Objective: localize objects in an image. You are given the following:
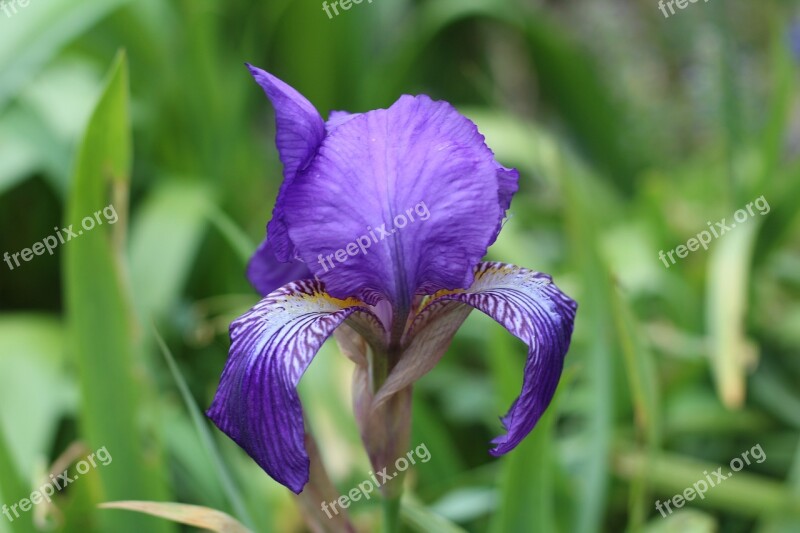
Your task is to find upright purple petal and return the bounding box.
[247,238,311,296]
[379,262,576,453]
[326,110,360,131]
[247,65,325,262]
[489,165,519,246]
[248,65,324,183]
[282,95,513,309]
[207,280,381,493]
[496,166,519,214]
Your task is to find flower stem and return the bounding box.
[369,346,390,393]
[362,347,408,533]
[382,494,402,533]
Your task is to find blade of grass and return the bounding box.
[152,326,256,530]
[612,288,661,446]
[754,13,796,197]
[612,288,662,530]
[710,0,743,206]
[401,493,468,533]
[757,438,800,532]
[206,205,256,267]
[614,445,800,518]
[563,157,616,533]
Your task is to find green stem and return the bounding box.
[368,347,405,533]
[382,494,402,533]
[370,346,389,393]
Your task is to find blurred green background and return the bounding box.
[1,0,799,531]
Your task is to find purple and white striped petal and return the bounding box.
[207,280,381,493]
[377,262,576,453]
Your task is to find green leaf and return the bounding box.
[0,315,74,477]
[99,501,252,533]
[63,51,172,533]
[642,509,717,533]
[401,494,468,533]
[615,445,800,518]
[0,0,129,111]
[757,439,800,532]
[612,289,661,445]
[563,160,617,533]
[0,422,37,533]
[706,221,759,408]
[611,288,662,529]
[129,180,211,321]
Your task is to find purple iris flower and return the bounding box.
[207,65,578,494]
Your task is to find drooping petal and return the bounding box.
[247,65,326,262]
[378,262,576,453]
[282,94,514,309]
[206,280,382,493]
[246,238,310,296]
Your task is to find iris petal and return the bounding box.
[246,238,310,296]
[496,165,519,213]
[282,94,511,309]
[206,280,380,493]
[326,110,359,131]
[247,65,326,262]
[375,262,576,453]
[490,166,519,246]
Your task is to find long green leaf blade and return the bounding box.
[63,51,171,533]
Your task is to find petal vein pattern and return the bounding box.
[207,280,378,493]
[419,262,577,454]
